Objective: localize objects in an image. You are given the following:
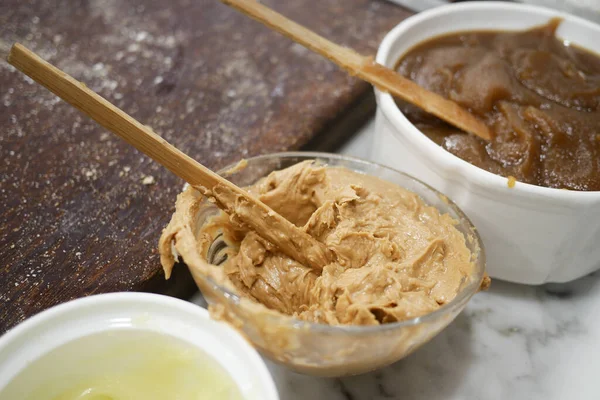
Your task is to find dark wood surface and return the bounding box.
[0,0,411,333]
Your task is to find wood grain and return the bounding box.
[0,0,411,333]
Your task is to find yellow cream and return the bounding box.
[1,330,243,400]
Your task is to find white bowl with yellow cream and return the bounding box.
[0,293,279,400]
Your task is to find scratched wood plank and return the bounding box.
[0,0,411,333]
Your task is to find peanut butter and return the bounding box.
[160,161,477,326]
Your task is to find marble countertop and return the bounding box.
[194,121,600,400]
[257,275,600,400]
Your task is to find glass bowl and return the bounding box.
[163,152,485,377]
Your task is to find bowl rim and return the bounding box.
[200,151,486,334]
[375,1,600,197]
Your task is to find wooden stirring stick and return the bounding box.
[220,0,492,141]
[7,43,332,271]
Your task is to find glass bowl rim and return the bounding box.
[198,151,486,335]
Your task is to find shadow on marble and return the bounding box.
[483,271,599,302]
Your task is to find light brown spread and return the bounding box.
[161,161,476,326]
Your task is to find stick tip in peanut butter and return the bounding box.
[160,161,482,326]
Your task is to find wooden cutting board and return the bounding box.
[0,0,411,333]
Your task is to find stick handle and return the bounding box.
[220,0,492,140]
[222,0,367,68]
[7,43,332,270]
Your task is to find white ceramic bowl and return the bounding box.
[0,293,279,400]
[372,1,600,284]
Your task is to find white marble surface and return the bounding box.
[193,120,600,400]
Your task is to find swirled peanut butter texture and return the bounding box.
[160,161,477,325]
